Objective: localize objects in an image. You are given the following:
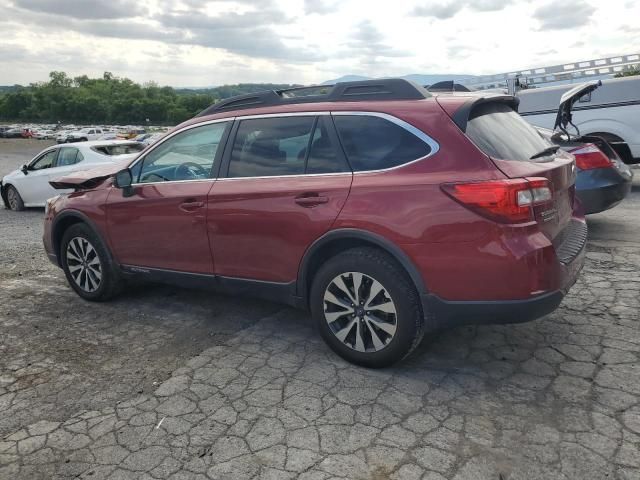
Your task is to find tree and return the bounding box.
[0,71,297,124]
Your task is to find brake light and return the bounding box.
[441,178,553,223]
[570,144,612,170]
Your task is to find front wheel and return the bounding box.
[60,223,122,301]
[6,185,25,211]
[310,247,425,368]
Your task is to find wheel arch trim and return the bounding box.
[296,228,427,302]
[51,210,112,267]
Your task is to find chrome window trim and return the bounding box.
[222,111,439,179]
[129,117,234,186]
[127,110,440,185]
[216,172,352,182]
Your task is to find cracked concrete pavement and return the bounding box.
[1,139,639,479]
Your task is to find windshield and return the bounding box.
[466,102,554,161]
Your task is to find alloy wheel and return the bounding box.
[7,188,19,210]
[323,271,397,352]
[66,237,102,293]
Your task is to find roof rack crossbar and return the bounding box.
[196,78,431,117]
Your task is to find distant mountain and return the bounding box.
[322,74,478,86]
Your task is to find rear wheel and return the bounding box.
[61,223,122,301]
[310,247,424,368]
[6,185,25,211]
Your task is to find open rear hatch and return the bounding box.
[439,95,578,248]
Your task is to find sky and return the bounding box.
[1,0,639,87]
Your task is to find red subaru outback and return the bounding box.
[43,79,586,367]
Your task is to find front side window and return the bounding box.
[30,150,57,170]
[135,122,228,183]
[57,148,80,166]
[333,115,432,171]
[229,117,315,178]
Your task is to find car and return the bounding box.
[42,79,586,368]
[55,130,74,143]
[2,127,25,138]
[33,129,55,140]
[66,127,107,143]
[1,140,145,211]
[141,132,165,146]
[519,75,640,164]
[534,81,634,214]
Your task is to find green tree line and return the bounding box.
[0,71,296,125]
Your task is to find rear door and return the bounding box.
[464,101,576,243]
[208,115,352,282]
[106,121,231,274]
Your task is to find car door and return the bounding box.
[106,120,231,274]
[14,148,59,205]
[208,115,353,283]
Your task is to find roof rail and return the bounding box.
[196,78,431,117]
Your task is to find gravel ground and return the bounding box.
[0,138,639,480]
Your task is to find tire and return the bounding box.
[6,185,25,211]
[60,223,122,301]
[310,247,425,368]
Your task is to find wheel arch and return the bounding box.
[51,211,108,267]
[297,229,427,307]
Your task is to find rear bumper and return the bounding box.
[577,179,632,214]
[419,220,587,331]
[422,290,564,330]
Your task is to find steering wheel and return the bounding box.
[175,162,207,180]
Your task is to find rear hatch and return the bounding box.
[444,97,577,246]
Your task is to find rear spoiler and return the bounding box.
[449,95,520,132]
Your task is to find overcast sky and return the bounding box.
[1,0,638,87]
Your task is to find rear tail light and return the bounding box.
[441,177,553,223]
[570,144,612,170]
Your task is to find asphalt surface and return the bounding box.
[1,138,639,480]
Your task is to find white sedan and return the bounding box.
[1,140,145,210]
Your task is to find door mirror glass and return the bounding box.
[114,169,134,197]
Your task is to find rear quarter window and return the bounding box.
[333,115,432,171]
[465,103,553,161]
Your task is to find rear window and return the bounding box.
[333,115,431,171]
[466,103,553,161]
[91,143,145,156]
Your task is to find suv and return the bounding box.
[43,79,586,367]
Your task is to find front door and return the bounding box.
[208,115,353,282]
[15,148,59,206]
[106,121,231,274]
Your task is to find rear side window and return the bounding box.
[333,115,431,171]
[229,117,314,177]
[57,148,80,166]
[307,117,349,174]
[466,103,553,161]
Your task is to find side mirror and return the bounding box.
[21,164,29,175]
[113,169,134,197]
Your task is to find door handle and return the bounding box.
[179,200,204,212]
[295,195,329,207]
